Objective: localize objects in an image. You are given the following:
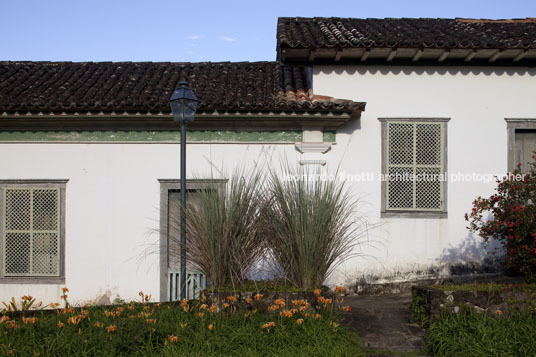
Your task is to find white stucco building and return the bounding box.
[1,17,536,303]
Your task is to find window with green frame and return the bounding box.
[382,119,447,213]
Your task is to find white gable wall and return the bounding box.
[314,65,536,286]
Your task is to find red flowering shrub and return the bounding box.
[465,155,536,279]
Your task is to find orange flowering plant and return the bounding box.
[0,289,360,355]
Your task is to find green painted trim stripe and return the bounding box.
[323,131,336,142]
[0,131,303,143]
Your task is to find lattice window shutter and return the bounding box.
[3,188,60,276]
[386,122,444,211]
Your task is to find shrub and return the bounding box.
[263,165,369,290]
[176,167,266,288]
[465,155,536,279]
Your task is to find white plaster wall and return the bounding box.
[0,142,295,304]
[315,65,536,285]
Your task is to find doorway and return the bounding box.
[158,179,226,301]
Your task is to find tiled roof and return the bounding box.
[277,17,536,50]
[0,61,363,113]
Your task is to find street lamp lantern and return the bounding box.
[169,80,198,301]
[170,81,198,123]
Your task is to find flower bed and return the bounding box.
[0,289,359,356]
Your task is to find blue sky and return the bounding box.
[1,0,535,62]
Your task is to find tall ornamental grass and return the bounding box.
[264,166,368,290]
[178,167,266,288]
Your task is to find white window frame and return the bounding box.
[0,180,67,284]
[379,118,449,218]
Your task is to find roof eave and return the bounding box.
[0,107,365,131]
[280,46,536,66]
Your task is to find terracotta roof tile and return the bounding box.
[277,17,536,50]
[0,61,364,114]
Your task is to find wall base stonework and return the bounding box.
[412,276,532,322]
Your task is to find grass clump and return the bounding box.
[425,311,536,356]
[264,165,369,291]
[178,166,266,288]
[170,162,373,292]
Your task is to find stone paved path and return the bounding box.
[342,292,425,355]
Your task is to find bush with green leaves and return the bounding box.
[465,154,536,278]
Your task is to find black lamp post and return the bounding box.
[169,81,198,300]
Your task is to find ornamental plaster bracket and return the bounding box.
[295,126,332,166]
